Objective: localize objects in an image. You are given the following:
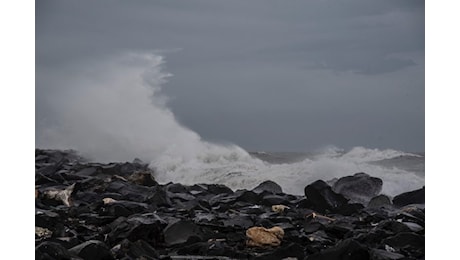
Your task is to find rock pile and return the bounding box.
[35,149,425,259]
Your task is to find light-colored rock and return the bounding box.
[246,226,284,247]
[43,183,75,207]
[102,198,118,204]
[35,227,52,238]
[272,204,290,213]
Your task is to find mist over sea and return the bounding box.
[36,53,424,197]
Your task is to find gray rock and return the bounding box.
[253,180,283,194]
[332,172,383,204]
[368,194,392,208]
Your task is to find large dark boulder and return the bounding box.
[253,180,283,194]
[332,173,383,204]
[368,194,392,208]
[304,180,349,213]
[392,187,425,207]
[234,190,262,204]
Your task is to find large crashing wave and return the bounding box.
[36,52,424,197]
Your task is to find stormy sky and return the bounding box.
[36,0,424,153]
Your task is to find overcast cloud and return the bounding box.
[36,0,424,152]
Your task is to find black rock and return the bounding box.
[306,238,370,260]
[222,214,254,229]
[105,180,154,203]
[209,193,237,207]
[127,239,160,259]
[165,182,188,193]
[332,173,383,204]
[207,240,247,258]
[382,232,424,249]
[302,221,323,233]
[377,220,412,234]
[148,187,171,207]
[36,241,74,260]
[75,167,98,177]
[206,183,234,195]
[304,180,349,213]
[69,240,113,260]
[106,214,167,246]
[101,200,149,217]
[335,203,364,216]
[163,220,205,246]
[35,208,60,229]
[261,194,290,206]
[368,195,392,208]
[393,187,425,207]
[253,180,283,194]
[234,190,261,204]
[305,230,334,245]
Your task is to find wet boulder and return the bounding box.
[332,173,383,204]
[234,190,262,204]
[368,194,392,208]
[253,180,283,194]
[392,187,425,207]
[304,180,348,213]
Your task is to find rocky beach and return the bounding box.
[35,149,425,260]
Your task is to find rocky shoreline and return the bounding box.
[35,149,425,260]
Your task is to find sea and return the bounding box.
[152,146,424,198]
[36,52,424,198]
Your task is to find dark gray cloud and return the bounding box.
[36,0,424,152]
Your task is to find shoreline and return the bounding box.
[36,149,425,259]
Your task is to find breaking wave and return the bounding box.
[36,52,424,197]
